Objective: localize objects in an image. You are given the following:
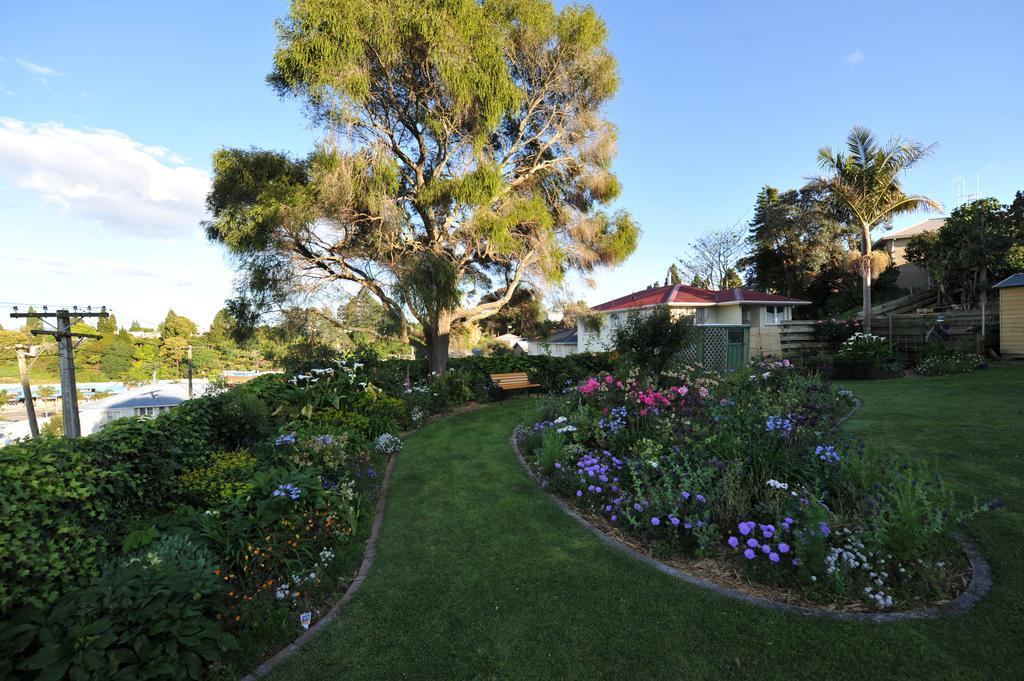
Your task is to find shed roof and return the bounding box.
[993,273,1024,289]
[591,284,809,312]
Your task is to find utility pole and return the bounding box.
[14,345,40,438]
[186,344,193,399]
[10,307,107,439]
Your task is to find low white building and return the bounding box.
[79,380,211,435]
[527,327,578,357]
[578,283,811,355]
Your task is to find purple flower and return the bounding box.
[684,522,692,529]
[727,536,739,548]
[762,528,774,539]
[595,486,603,493]
[769,552,780,563]
[696,494,707,504]
[576,490,583,497]
[761,544,772,554]
[554,462,561,469]
[819,522,831,536]
[778,542,790,554]
[681,491,691,500]
[791,558,801,567]
[651,517,661,526]
[743,548,756,560]
[738,522,754,536]
[610,514,617,522]
[746,538,758,548]
[587,485,595,492]
[633,503,643,512]
[670,516,681,527]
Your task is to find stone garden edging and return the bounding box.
[241,449,400,680]
[510,425,992,623]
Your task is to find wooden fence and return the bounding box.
[779,311,1000,357]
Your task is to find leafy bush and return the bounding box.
[814,318,863,351]
[916,347,984,376]
[0,436,122,612]
[1,535,233,681]
[612,306,695,379]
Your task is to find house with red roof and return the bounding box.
[578,283,810,353]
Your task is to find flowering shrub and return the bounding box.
[837,333,890,364]
[916,347,984,376]
[525,363,984,610]
[375,433,403,456]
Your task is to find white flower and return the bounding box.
[553,416,568,424]
[556,425,577,434]
[766,478,789,490]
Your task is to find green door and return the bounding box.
[725,327,748,372]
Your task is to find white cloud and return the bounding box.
[15,57,60,77]
[0,85,13,97]
[0,118,210,237]
[846,50,865,66]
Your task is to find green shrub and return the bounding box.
[1,536,233,681]
[0,437,122,612]
[612,307,695,380]
[179,450,258,506]
[208,390,273,450]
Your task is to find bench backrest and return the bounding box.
[490,372,533,387]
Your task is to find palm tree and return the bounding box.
[817,127,941,332]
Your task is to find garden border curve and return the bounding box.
[510,425,992,623]
[240,450,400,680]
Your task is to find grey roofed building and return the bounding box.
[79,380,210,435]
[873,217,947,292]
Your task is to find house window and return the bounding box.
[134,406,171,418]
[764,306,788,325]
[610,312,625,330]
[693,308,707,325]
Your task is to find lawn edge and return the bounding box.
[240,449,400,680]
[509,425,992,623]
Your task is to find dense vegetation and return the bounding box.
[0,352,606,679]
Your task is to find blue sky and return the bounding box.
[2,0,1022,329]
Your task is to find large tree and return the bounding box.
[739,184,854,300]
[205,0,638,373]
[816,127,940,332]
[676,225,747,290]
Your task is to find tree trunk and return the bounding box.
[861,224,872,334]
[424,311,452,375]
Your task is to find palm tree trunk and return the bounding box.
[861,223,872,334]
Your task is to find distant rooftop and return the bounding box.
[876,218,946,242]
[591,284,809,312]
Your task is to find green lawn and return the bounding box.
[268,366,1024,681]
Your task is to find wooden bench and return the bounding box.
[489,372,540,397]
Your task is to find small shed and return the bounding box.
[994,273,1024,358]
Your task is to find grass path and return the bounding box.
[269,367,1024,680]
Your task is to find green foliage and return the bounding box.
[612,307,695,379]
[160,309,198,339]
[1,536,233,681]
[179,450,258,506]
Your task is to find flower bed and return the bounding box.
[519,359,994,612]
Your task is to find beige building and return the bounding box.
[874,218,945,292]
[994,273,1024,359]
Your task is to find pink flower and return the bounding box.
[698,387,709,399]
[604,374,614,384]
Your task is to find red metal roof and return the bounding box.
[591,284,809,312]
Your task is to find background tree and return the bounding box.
[22,307,42,332]
[665,263,683,285]
[816,127,940,331]
[159,310,198,339]
[205,0,638,373]
[100,331,135,379]
[677,225,747,290]
[906,196,1023,307]
[478,286,544,337]
[97,314,118,334]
